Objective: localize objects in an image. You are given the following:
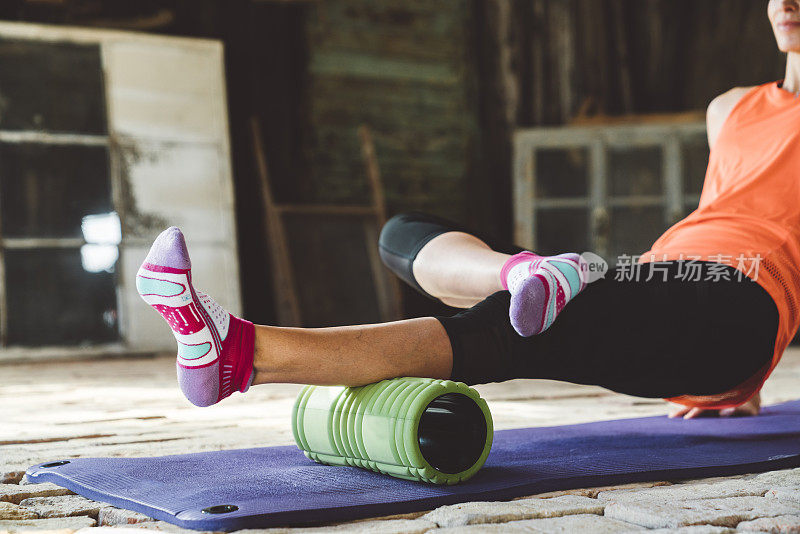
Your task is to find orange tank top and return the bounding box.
[639,80,800,409]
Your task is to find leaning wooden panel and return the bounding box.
[103,40,226,143]
[0,21,240,360]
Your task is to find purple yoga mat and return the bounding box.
[26,400,800,531]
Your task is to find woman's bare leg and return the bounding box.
[252,318,452,386]
[249,229,509,386]
[139,227,456,405]
[412,232,511,308]
[384,213,588,337]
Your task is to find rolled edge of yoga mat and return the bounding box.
[291,377,493,485]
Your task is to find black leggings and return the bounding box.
[379,212,779,398]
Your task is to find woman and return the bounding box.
[136,0,800,419]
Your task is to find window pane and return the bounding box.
[608,207,667,266]
[682,134,709,196]
[5,248,118,346]
[0,143,112,238]
[535,208,589,256]
[609,147,662,197]
[0,38,106,134]
[535,148,589,198]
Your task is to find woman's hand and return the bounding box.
[668,392,761,419]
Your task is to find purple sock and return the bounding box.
[136,227,255,407]
[501,252,587,336]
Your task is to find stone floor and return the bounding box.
[2,349,799,533]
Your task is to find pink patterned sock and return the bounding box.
[136,227,255,407]
[500,251,544,292]
[501,251,587,337]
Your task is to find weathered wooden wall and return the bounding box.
[485,0,786,127]
[302,1,480,224]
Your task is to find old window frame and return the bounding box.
[0,129,119,351]
[0,22,241,362]
[512,122,707,261]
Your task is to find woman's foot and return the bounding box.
[136,227,255,406]
[501,251,587,336]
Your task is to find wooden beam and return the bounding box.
[611,0,634,114]
[359,125,403,321]
[250,117,302,327]
[276,204,377,217]
[570,110,706,126]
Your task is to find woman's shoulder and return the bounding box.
[706,86,757,149]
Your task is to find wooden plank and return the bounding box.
[306,1,465,61]
[103,40,226,143]
[276,205,376,217]
[570,111,706,126]
[309,51,460,85]
[359,126,387,222]
[251,118,303,327]
[359,125,402,321]
[305,1,475,223]
[515,122,706,148]
[535,198,590,209]
[1,239,84,249]
[551,0,576,122]
[0,131,108,146]
[512,135,535,249]
[0,20,223,50]
[606,196,665,208]
[611,0,634,114]
[588,139,608,259]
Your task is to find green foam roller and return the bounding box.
[291,377,493,484]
